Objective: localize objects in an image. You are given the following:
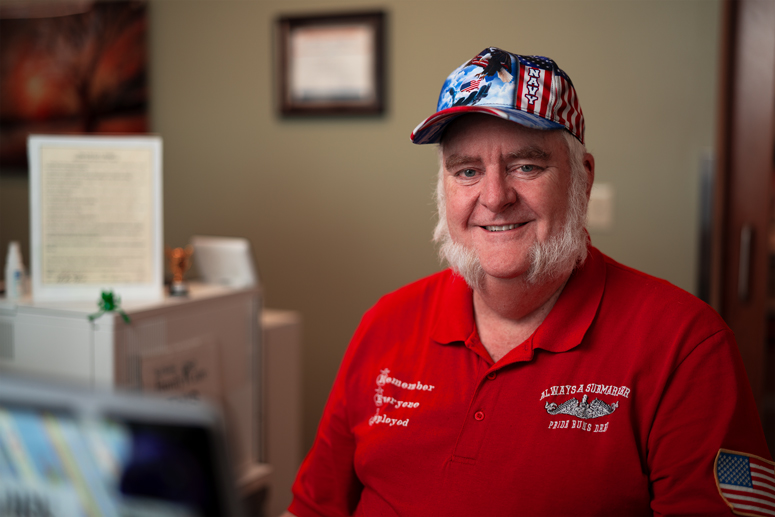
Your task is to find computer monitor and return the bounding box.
[0,373,244,517]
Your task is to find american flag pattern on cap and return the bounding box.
[715,449,775,516]
[411,47,585,145]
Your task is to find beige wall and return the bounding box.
[0,0,721,454]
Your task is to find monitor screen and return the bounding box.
[0,375,241,517]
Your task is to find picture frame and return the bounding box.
[28,134,164,301]
[0,0,149,174]
[277,11,385,115]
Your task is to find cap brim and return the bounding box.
[410,105,567,144]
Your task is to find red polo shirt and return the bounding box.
[289,246,770,516]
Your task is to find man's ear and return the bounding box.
[583,153,595,199]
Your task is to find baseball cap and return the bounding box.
[410,47,585,145]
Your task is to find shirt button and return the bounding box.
[474,410,485,421]
[487,372,497,380]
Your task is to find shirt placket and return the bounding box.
[450,335,536,464]
[451,364,504,463]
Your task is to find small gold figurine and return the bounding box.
[166,245,193,296]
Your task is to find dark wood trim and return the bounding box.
[710,0,737,314]
[716,0,775,412]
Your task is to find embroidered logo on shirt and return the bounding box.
[540,381,630,433]
[368,368,435,428]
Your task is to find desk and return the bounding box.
[0,283,261,476]
[0,288,303,515]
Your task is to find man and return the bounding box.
[287,47,771,516]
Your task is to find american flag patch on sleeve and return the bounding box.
[715,449,775,516]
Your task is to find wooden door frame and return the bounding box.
[713,0,775,410]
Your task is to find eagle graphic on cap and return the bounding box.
[465,47,513,83]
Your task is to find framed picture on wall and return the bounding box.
[277,11,385,115]
[0,0,149,174]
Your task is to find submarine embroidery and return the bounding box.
[545,394,618,419]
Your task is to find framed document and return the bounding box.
[278,11,385,115]
[28,135,164,301]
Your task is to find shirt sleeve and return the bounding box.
[287,321,367,516]
[648,327,772,516]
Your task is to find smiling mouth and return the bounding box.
[483,223,527,232]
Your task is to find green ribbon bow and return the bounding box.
[88,290,131,324]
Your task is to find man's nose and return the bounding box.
[480,170,517,212]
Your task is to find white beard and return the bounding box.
[436,213,587,291]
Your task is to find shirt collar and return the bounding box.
[430,245,606,357]
[530,245,605,354]
[431,271,476,346]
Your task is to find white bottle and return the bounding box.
[4,241,25,300]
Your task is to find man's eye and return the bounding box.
[460,169,477,178]
[519,165,535,173]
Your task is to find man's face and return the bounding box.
[441,115,577,284]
